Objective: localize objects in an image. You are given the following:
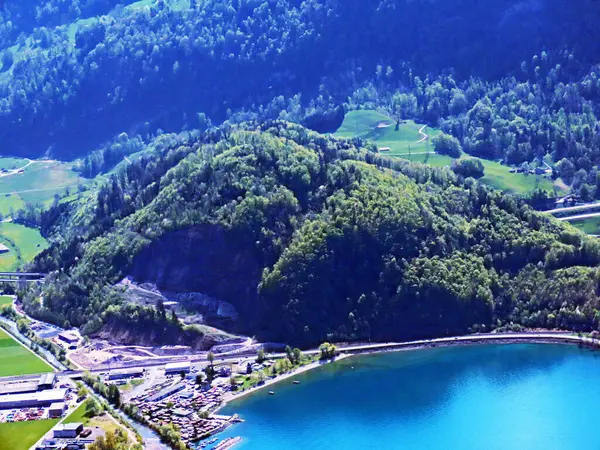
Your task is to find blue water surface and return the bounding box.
[216,344,600,450]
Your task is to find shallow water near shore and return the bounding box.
[214,343,600,449]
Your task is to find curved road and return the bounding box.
[417,125,428,143]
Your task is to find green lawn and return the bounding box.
[0,296,12,307]
[0,327,53,376]
[569,216,600,235]
[0,223,49,272]
[335,110,442,156]
[0,157,28,172]
[0,160,86,215]
[479,159,563,196]
[335,110,568,196]
[0,419,59,450]
[63,401,88,424]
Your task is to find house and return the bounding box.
[48,402,66,418]
[53,423,84,439]
[0,244,9,254]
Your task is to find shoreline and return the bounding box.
[218,353,353,409]
[215,331,599,413]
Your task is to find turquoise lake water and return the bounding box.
[215,344,600,450]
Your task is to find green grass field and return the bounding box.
[569,216,600,235]
[0,222,49,272]
[335,110,568,196]
[63,401,88,424]
[0,327,53,376]
[336,110,442,156]
[479,159,563,196]
[0,296,12,308]
[0,157,28,172]
[0,160,86,216]
[0,419,59,450]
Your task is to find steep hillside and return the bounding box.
[22,122,600,347]
[2,0,600,159]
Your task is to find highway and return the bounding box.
[1,331,591,384]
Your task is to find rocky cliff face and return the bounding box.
[128,224,263,328]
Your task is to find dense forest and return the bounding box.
[22,122,600,346]
[1,1,600,198]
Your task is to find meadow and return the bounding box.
[335,110,568,196]
[0,327,53,376]
[0,296,12,308]
[0,159,86,216]
[64,401,130,438]
[0,419,59,450]
[335,110,441,155]
[569,216,600,235]
[0,222,49,272]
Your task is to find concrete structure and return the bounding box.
[165,361,191,375]
[53,423,83,438]
[48,402,66,418]
[0,388,66,409]
[108,367,144,381]
[38,373,57,391]
[58,331,80,345]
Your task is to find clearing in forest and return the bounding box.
[0,222,49,272]
[0,158,86,216]
[335,110,442,157]
[335,110,567,196]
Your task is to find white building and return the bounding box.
[165,361,191,375]
[0,388,67,409]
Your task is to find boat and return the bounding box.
[292,380,300,384]
[268,390,275,395]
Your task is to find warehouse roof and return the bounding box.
[165,361,190,371]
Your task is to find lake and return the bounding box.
[215,344,600,449]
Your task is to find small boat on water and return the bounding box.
[269,390,275,395]
[292,380,300,384]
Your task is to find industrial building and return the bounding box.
[0,388,66,409]
[48,402,66,418]
[107,367,144,381]
[165,361,191,375]
[53,423,83,438]
[38,373,57,391]
[147,383,185,402]
[57,331,80,345]
[0,380,39,395]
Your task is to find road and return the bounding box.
[0,184,80,196]
[546,202,600,215]
[0,330,587,384]
[417,125,428,143]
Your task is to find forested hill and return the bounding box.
[2,0,600,160]
[24,122,600,346]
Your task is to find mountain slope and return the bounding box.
[25,122,600,346]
